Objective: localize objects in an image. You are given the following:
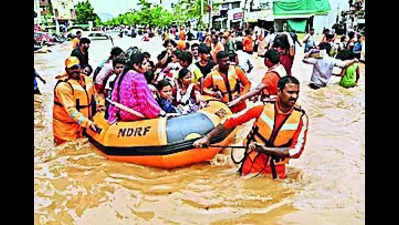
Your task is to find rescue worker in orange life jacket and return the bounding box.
[202,51,251,113]
[194,76,309,179]
[53,56,105,146]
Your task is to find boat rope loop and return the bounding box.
[234,126,278,179]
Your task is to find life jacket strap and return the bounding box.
[53,117,77,125]
[269,157,278,179]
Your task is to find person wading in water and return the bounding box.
[194,76,309,179]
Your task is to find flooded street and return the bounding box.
[34,34,365,225]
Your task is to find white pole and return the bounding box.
[210,0,213,29]
[201,0,203,18]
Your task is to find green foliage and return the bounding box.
[101,0,214,28]
[173,0,209,27]
[103,0,175,27]
[43,5,54,26]
[75,0,101,25]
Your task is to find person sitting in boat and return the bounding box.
[144,70,159,99]
[156,39,177,70]
[164,50,182,81]
[82,65,93,77]
[176,51,203,87]
[103,56,126,119]
[175,68,202,114]
[53,56,105,146]
[202,51,251,113]
[195,43,217,93]
[94,47,125,95]
[104,56,126,99]
[228,49,287,108]
[156,79,181,114]
[107,51,161,124]
[194,76,309,179]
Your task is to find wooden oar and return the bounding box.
[105,98,145,118]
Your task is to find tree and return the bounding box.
[172,0,217,29]
[100,0,189,28]
[43,4,54,26]
[75,0,101,25]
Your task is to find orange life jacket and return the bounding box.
[209,65,242,103]
[238,102,304,179]
[53,74,96,142]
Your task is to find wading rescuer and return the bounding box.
[194,76,309,179]
[228,49,287,108]
[202,51,251,113]
[53,56,105,146]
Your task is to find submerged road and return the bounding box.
[34,33,365,225]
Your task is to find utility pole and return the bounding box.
[201,0,203,27]
[208,0,212,30]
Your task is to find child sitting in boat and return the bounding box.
[104,57,126,100]
[144,71,159,100]
[156,79,181,114]
[161,50,182,82]
[175,68,201,114]
[104,57,126,119]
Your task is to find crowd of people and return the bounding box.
[302,28,363,89]
[44,23,364,179]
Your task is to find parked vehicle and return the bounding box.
[34,38,42,51]
[66,28,84,40]
[48,33,67,43]
[34,31,49,43]
[88,31,110,40]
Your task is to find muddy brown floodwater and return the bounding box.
[34,33,365,225]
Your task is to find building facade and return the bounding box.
[34,0,41,25]
[52,0,77,23]
[203,0,340,33]
[203,0,274,31]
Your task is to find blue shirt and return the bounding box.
[158,98,180,114]
[34,69,38,90]
[198,32,204,42]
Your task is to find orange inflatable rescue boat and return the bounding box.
[86,100,237,169]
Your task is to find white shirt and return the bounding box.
[105,74,117,91]
[303,54,347,87]
[95,60,113,86]
[236,50,252,73]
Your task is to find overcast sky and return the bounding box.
[89,0,176,18]
[89,0,139,17]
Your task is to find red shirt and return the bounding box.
[180,31,186,41]
[279,52,294,76]
[243,36,254,52]
[261,71,280,96]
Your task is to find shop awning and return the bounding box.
[245,10,273,22]
[273,14,313,20]
[287,19,307,32]
[273,0,331,16]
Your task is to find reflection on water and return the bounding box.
[34,35,364,225]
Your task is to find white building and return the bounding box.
[201,0,274,30]
[313,0,350,33]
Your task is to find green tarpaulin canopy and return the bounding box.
[287,19,307,32]
[273,0,331,16]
